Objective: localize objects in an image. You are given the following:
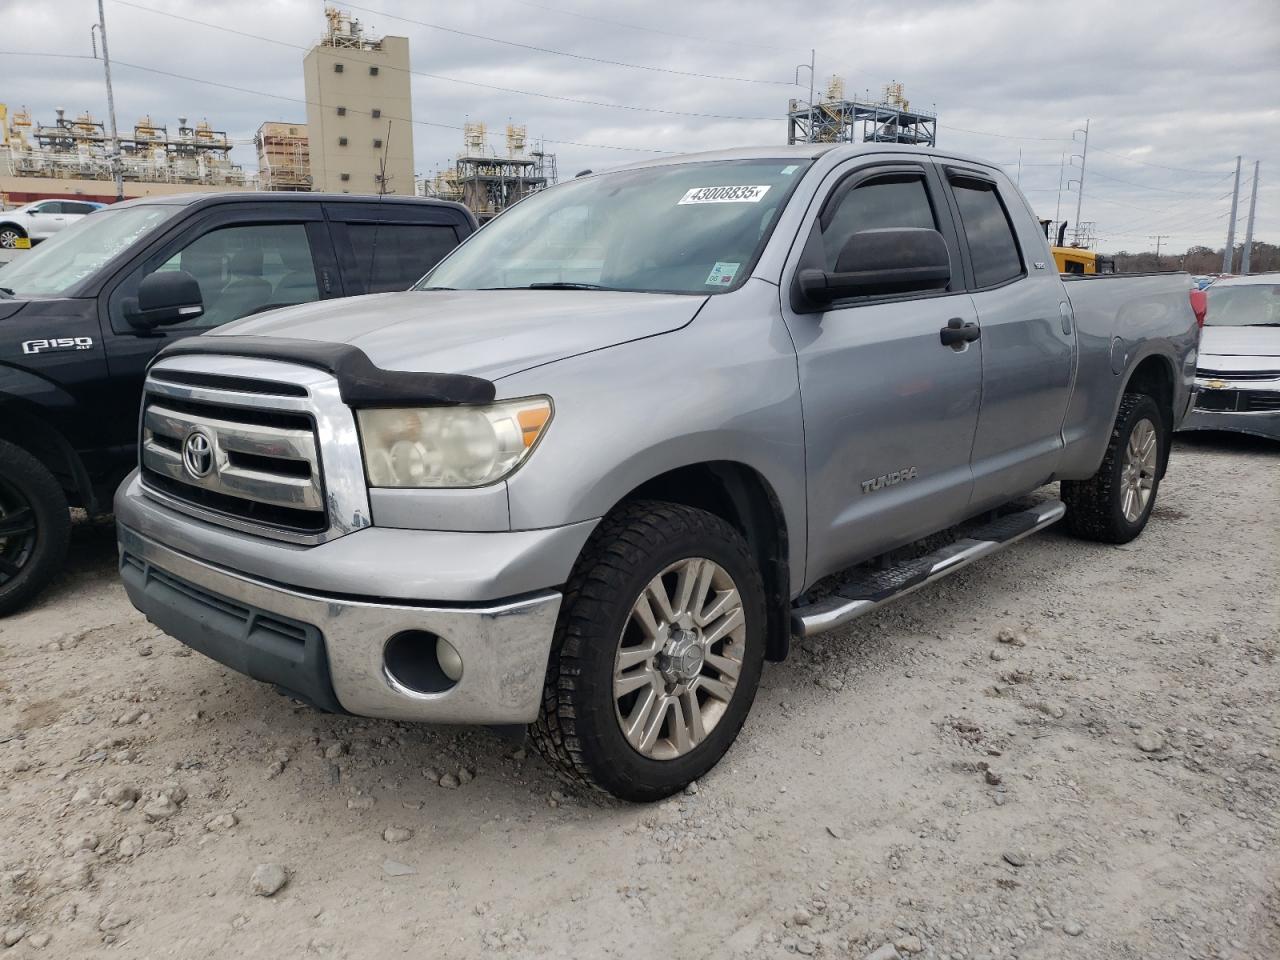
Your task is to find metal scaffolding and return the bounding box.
[1,105,248,187]
[788,80,937,147]
[422,122,557,222]
[256,122,311,191]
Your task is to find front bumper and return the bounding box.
[1179,378,1280,441]
[118,524,562,724]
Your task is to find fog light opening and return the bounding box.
[383,630,461,695]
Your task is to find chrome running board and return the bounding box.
[791,500,1066,639]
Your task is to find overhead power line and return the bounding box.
[343,2,796,85]
[1087,167,1235,198]
[1090,146,1232,178]
[505,0,784,52]
[0,51,674,155]
[109,1,783,123]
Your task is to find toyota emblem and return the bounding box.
[182,429,215,479]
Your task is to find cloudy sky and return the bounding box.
[3,0,1277,254]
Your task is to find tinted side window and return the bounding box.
[63,201,97,215]
[110,222,318,332]
[343,223,459,293]
[822,175,936,272]
[951,181,1024,288]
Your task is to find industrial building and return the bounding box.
[788,80,937,147]
[303,7,413,195]
[422,122,557,221]
[0,103,248,204]
[255,122,311,191]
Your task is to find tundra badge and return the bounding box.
[861,466,919,494]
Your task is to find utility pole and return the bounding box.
[1072,119,1089,246]
[1016,148,1022,187]
[1240,160,1260,275]
[794,50,815,143]
[1223,155,1241,274]
[95,0,124,201]
[1054,152,1066,236]
[1148,234,1169,268]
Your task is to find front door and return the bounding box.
[781,159,984,584]
[97,203,336,464]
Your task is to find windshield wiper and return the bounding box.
[0,286,14,298]
[524,282,611,290]
[417,286,455,291]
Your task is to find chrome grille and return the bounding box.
[142,397,326,532]
[139,354,373,544]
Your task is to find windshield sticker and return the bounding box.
[678,185,771,205]
[705,262,740,287]
[780,165,800,175]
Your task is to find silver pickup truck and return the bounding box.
[115,144,1201,801]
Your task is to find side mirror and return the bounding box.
[123,270,204,331]
[796,227,951,308]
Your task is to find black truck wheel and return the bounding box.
[0,439,71,616]
[1062,393,1165,544]
[532,501,766,802]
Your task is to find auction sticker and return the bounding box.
[678,185,771,204]
[705,262,740,286]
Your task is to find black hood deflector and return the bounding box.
[153,336,496,408]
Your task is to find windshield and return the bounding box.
[0,204,179,298]
[1206,282,1280,327]
[420,158,812,295]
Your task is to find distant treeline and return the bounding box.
[1111,241,1278,275]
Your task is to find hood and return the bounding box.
[213,289,707,381]
[1200,324,1280,359]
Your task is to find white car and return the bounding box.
[1180,272,1280,441]
[0,199,104,249]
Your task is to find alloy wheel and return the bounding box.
[0,477,38,586]
[613,557,746,760]
[1120,417,1158,523]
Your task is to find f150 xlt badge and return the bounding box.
[861,466,919,494]
[21,336,94,355]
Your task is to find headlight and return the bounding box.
[357,397,552,488]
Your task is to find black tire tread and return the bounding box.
[1061,392,1163,544]
[0,438,71,616]
[530,500,764,798]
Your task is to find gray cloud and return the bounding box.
[3,0,1276,253]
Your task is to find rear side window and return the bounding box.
[951,180,1024,288]
[343,222,459,293]
[821,174,937,272]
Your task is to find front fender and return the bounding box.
[497,288,808,594]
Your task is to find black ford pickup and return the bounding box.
[0,192,476,613]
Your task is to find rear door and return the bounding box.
[326,202,469,294]
[780,158,983,583]
[941,167,1075,509]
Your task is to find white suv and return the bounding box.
[0,199,104,249]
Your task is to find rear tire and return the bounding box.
[531,501,766,802]
[1062,393,1165,544]
[0,439,71,616]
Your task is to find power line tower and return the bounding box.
[1240,160,1260,275]
[1069,119,1089,247]
[1223,155,1242,273]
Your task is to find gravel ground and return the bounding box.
[1,434,1276,959]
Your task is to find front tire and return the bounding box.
[531,501,767,801]
[0,439,72,616]
[0,225,27,249]
[1062,392,1165,544]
